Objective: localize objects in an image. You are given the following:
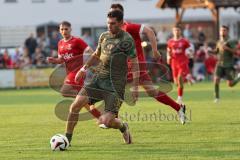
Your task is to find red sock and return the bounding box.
[178,87,183,97]
[154,91,180,111]
[89,108,101,118]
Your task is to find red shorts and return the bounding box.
[171,62,190,82]
[64,72,84,92]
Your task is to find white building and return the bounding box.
[0,0,239,47]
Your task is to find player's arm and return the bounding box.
[142,26,161,59]
[166,47,171,65]
[223,43,237,54]
[75,52,100,82]
[75,34,103,83]
[46,56,64,64]
[128,43,139,102]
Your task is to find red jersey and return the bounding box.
[58,36,88,74]
[122,22,145,63]
[167,38,190,65]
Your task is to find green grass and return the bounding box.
[0,82,240,160]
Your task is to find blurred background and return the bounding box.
[0,0,240,88]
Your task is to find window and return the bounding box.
[32,0,45,3]
[59,0,72,2]
[4,0,17,3]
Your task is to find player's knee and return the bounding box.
[69,101,81,113]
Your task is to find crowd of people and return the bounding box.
[0,22,240,83]
[0,32,60,69]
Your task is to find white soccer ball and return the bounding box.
[50,134,69,151]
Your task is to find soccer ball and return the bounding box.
[50,134,69,151]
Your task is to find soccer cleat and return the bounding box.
[237,73,240,79]
[122,123,132,144]
[178,105,186,125]
[214,98,219,103]
[99,124,109,129]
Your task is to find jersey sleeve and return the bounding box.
[127,37,136,58]
[95,33,105,57]
[76,38,88,52]
[126,23,141,36]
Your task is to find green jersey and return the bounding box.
[216,38,236,68]
[94,30,136,95]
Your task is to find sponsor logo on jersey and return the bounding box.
[63,53,73,60]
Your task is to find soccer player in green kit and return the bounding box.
[64,10,139,144]
[213,25,240,103]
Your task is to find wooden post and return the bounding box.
[216,7,220,40]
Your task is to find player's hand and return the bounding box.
[75,70,86,83]
[222,45,230,51]
[46,57,56,63]
[153,50,161,59]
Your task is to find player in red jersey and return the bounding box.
[110,4,186,124]
[47,21,101,121]
[167,25,194,104]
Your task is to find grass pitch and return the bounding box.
[0,82,240,160]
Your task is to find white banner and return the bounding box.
[0,69,15,88]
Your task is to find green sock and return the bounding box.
[215,83,219,99]
[65,133,73,143]
[119,123,126,133]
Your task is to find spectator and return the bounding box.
[19,47,31,69]
[12,47,22,68]
[32,47,46,68]
[193,43,208,81]
[0,54,5,69]
[186,42,195,74]
[25,33,38,57]
[82,30,95,49]
[37,33,50,56]
[197,26,206,45]
[205,53,217,80]
[183,24,193,42]
[157,26,170,44]
[2,49,13,69]
[49,31,60,51]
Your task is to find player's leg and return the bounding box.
[226,68,240,87]
[99,92,132,144]
[176,75,184,104]
[141,79,181,112]
[214,66,222,102]
[176,63,191,104]
[65,94,89,143]
[61,83,102,118]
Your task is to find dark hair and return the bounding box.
[110,3,124,12]
[173,24,183,30]
[221,25,229,30]
[60,21,71,27]
[107,10,123,22]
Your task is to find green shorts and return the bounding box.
[79,77,123,114]
[215,66,235,80]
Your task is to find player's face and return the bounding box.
[220,27,228,38]
[173,27,181,38]
[59,25,72,39]
[107,17,122,34]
